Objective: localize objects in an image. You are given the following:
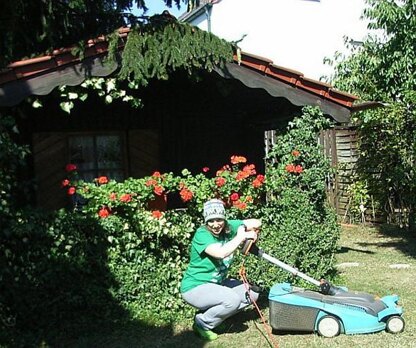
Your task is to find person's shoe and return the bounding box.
[192,322,218,341]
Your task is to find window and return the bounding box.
[69,134,125,182]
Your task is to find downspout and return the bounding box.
[205,3,213,32]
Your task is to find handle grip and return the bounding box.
[242,239,254,256]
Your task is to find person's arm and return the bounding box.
[204,225,257,259]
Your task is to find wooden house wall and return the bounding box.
[128,129,160,177]
[33,132,68,210]
[26,70,327,212]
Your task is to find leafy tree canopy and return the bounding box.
[0,0,186,67]
[329,0,416,227]
[331,0,416,104]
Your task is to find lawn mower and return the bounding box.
[242,241,405,338]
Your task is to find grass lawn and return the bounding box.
[63,224,416,348]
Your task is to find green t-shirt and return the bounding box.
[180,219,243,293]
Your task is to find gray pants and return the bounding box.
[181,278,259,330]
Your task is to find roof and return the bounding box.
[0,26,378,122]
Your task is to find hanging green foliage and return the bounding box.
[109,17,234,87]
[53,16,234,113]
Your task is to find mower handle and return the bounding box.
[242,241,345,296]
[242,239,262,257]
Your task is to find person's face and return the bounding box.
[206,218,225,235]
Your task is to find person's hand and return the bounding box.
[245,230,258,242]
[237,225,257,244]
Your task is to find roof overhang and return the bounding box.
[215,62,352,123]
[0,28,374,123]
[0,56,117,107]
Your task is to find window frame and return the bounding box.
[67,131,128,181]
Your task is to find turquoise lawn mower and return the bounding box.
[242,241,405,338]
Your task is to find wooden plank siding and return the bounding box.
[32,133,69,210]
[128,129,160,177]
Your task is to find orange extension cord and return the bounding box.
[239,259,279,348]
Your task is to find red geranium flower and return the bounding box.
[285,164,295,173]
[252,178,262,188]
[153,185,164,196]
[180,188,193,202]
[120,193,132,203]
[243,164,256,175]
[236,170,250,181]
[292,150,300,157]
[202,167,210,172]
[295,165,303,174]
[152,210,163,219]
[230,155,247,164]
[215,177,226,187]
[152,171,162,178]
[98,207,110,218]
[252,174,265,188]
[61,179,70,187]
[65,163,77,172]
[146,179,157,187]
[233,200,247,210]
[256,174,265,183]
[109,192,117,201]
[97,176,109,184]
[285,163,303,174]
[67,186,76,195]
[230,192,240,201]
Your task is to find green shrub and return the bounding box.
[234,107,340,289]
[0,209,123,346]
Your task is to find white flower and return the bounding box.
[32,100,43,108]
[106,79,116,93]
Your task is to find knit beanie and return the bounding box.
[203,199,226,222]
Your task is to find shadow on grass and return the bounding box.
[355,224,416,259]
[61,320,203,348]
[62,295,270,348]
[338,246,375,255]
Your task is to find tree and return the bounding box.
[0,0,185,67]
[330,0,416,228]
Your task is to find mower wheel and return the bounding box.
[386,316,405,334]
[317,315,341,338]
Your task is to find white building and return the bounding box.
[180,0,369,80]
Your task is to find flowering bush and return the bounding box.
[177,156,266,220]
[61,163,79,196]
[52,107,339,323]
[247,106,340,287]
[211,155,265,217]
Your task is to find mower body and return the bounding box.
[269,282,404,336]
